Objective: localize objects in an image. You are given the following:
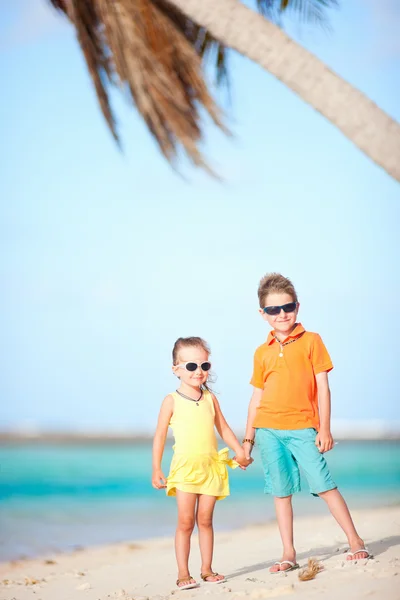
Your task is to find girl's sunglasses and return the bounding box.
[263,302,297,316]
[176,362,211,372]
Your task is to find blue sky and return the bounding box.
[1,0,399,434]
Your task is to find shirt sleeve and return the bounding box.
[311,334,333,374]
[249,348,264,389]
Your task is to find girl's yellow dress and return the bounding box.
[166,390,237,500]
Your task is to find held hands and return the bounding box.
[315,429,334,453]
[234,449,254,469]
[152,468,167,489]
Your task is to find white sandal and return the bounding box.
[270,560,299,574]
[346,548,371,560]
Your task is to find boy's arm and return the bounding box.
[243,387,263,459]
[212,395,252,467]
[151,395,173,488]
[315,372,334,453]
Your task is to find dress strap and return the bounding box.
[202,389,215,415]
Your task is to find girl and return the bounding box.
[152,336,251,590]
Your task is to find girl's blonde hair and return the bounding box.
[172,337,214,393]
[172,336,210,364]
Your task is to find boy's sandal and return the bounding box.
[270,560,299,574]
[200,572,227,584]
[346,547,371,560]
[176,576,199,590]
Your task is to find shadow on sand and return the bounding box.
[226,535,400,580]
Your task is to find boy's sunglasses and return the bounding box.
[176,362,211,372]
[263,302,298,316]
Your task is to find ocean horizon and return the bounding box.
[0,439,399,562]
[1,419,400,443]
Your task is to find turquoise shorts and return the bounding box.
[255,428,336,497]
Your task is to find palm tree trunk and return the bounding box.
[170,0,400,182]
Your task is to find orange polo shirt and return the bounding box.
[250,324,333,430]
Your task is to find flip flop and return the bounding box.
[346,548,371,560]
[270,560,299,574]
[200,572,227,584]
[176,576,199,590]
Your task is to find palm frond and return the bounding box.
[49,0,68,10]
[196,32,229,87]
[154,4,229,87]
[49,0,337,171]
[49,0,226,172]
[255,0,338,26]
[49,0,118,141]
[255,0,282,21]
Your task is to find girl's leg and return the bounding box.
[270,495,296,572]
[175,490,197,585]
[196,494,225,582]
[318,489,368,560]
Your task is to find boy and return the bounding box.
[242,273,369,573]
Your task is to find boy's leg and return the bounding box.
[287,430,368,561]
[318,489,368,560]
[256,429,300,573]
[175,490,197,585]
[271,495,296,572]
[196,494,225,582]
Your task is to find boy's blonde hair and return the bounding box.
[257,273,298,308]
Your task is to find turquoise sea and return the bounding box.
[0,441,399,561]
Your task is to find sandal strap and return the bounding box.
[347,548,369,556]
[201,572,219,581]
[176,576,194,584]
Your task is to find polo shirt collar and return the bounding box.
[267,323,305,345]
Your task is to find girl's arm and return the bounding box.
[151,395,174,489]
[211,395,251,467]
[242,387,262,459]
[315,372,334,453]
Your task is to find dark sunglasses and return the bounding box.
[263,302,297,316]
[176,361,212,372]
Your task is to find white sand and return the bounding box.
[1,505,399,600]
